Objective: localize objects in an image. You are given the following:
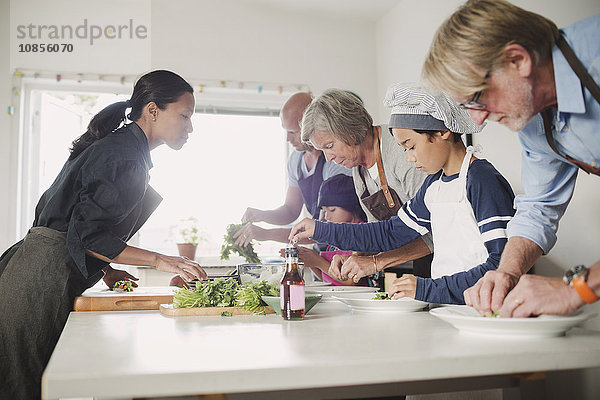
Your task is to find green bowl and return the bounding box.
[261,294,323,315]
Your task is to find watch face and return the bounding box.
[564,265,586,284]
[572,265,586,275]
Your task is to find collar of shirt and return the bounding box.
[128,122,153,170]
[553,31,587,116]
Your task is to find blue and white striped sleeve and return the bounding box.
[311,174,438,252]
[415,160,515,304]
[396,172,437,236]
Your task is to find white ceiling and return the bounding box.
[242,0,402,23]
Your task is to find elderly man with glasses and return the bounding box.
[422,0,600,317]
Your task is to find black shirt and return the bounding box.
[33,123,161,278]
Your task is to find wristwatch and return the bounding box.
[563,265,599,304]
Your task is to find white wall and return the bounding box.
[150,0,379,113]
[375,1,600,399]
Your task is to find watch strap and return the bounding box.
[572,275,600,304]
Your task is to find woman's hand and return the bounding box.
[89,246,206,283]
[102,265,139,289]
[329,254,378,283]
[233,223,266,247]
[390,274,417,299]
[154,254,207,282]
[169,274,190,288]
[288,218,316,244]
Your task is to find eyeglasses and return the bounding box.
[459,70,491,111]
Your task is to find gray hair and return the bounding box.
[301,88,373,146]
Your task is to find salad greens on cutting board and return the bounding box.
[173,278,279,314]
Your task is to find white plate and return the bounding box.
[305,286,379,302]
[332,292,428,313]
[429,305,593,338]
[305,281,332,287]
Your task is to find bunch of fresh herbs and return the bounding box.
[220,223,261,263]
[173,278,239,308]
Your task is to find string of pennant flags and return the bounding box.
[8,69,311,115]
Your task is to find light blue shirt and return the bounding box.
[507,14,600,254]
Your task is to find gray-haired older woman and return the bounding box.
[301,88,433,282]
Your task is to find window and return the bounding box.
[139,112,287,262]
[20,85,290,264]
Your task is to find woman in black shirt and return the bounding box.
[0,70,207,400]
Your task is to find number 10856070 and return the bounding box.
[18,43,73,52]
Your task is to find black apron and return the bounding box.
[542,33,600,176]
[358,127,432,278]
[297,152,326,219]
[0,185,162,400]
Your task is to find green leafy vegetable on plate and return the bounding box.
[373,292,390,300]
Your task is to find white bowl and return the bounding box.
[238,263,286,286]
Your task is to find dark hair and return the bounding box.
[69,70,193,159]
[414,129,463,143]
[317,174,367,222]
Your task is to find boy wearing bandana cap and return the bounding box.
[289,84,515,304]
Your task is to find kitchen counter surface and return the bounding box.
[42,302,600,399]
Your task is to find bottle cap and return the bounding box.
[285,245,299,257]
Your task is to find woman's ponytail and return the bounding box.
[69,101,129,160]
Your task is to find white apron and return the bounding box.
[426,146,488,279]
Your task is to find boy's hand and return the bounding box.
[390,274,417,299]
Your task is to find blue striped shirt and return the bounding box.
[312,159,515,304]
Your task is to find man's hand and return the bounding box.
[241,207,263,223]
[103,265,139,289]
[500,274,584,317]
[233,223,265,247]
[466,236,544,315]
[463,270,519,316]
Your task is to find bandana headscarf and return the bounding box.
[384,83,484,134]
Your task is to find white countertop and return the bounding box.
[42,303,600,399]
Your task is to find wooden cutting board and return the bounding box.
[74,286,177,311]
[160,303,275,316]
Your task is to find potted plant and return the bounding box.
[175,217,205,260]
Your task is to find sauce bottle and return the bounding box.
[281,245,305,320]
